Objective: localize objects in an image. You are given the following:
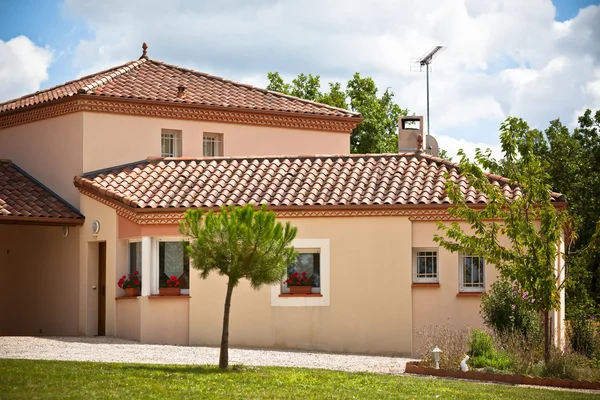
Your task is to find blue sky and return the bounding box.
[1,0,599,159]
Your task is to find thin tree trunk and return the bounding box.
[219,279,235,370]
[544,310,551,364]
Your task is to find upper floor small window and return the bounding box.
[203,133,223,157]
[161,130,182,157]
[413,249,438,283]
[460,254,485,292]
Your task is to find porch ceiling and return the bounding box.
[0,160,84,226]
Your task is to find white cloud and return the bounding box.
[0,36,54,102]
[60,0,600,158]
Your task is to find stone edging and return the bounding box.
[404,361,600,390]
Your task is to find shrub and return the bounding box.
[468,329,512,371]
[480,278,541,338]
[567,314,600,359]
[532,349,600,381]
[496,329,544,375]
[415,324,470,370]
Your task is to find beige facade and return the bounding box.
[82,112,350,173]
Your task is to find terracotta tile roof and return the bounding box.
[0,161,83,224]
[0,57,359,119]
[74,153,565,211]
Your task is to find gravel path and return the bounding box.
[0,336,415,375]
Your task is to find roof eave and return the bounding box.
[0,216,84,227]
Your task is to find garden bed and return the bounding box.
[405,361,600,390]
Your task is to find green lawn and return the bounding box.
[0,359,596,399]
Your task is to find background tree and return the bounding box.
[529,110,600,318]
[266,72,409,153]
[180,204,297,370]
[434,117,569,363]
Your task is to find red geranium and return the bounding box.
[284,271,313,287]
[161,275,181,288]
[117,272,142,289]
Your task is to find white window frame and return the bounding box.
[413,248,439,283]
[154,237,191,295]
[459,254,485,293]
[161,129,182,157]
[127,239,142,276]
[203,132,223,157]
[271,239,330,307]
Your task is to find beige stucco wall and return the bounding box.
[115,299,141,341]
[0,113,83,207]
[188,216,414,355]
[140,297,189,345]
[410,221,501,355]
[82,112,350,172]
[0,224,80,336]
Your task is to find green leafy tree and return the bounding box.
[266,72,409,153]
[180,204,297,370]
[529,110,600,317]
[433,117,569,363]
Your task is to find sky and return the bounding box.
[1,0,599,160]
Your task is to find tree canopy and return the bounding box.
[434,117,569,362]
[266,72,409,154]
[180,204,297,369]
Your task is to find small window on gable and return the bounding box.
[282,249,321,294]
[460,254,485,292]
[161,129,182,157]
[413,249,439,283]
[128,241,142,275]
[203,133,223,157]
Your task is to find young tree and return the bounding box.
[180,204,297,370]
[433,117,569,363]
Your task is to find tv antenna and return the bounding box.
[410,46,446,138]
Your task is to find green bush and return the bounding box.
[480,278,541,338]
[533,350,600,381]
[567,314,600,359]
[467,329,512,371]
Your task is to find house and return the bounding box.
[0,44,566,355]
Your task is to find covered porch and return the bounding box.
[0,160,84,336]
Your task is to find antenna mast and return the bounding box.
[410,46,446,138]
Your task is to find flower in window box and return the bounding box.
[160,276,181,288]
[284,271,314,287]
[117,271,141,297]
[117,270,141,289]
[159,275,182,296]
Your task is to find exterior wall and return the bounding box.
[82,112,350,172]
[78,195,122,336]
[115,299,141,341]
[0,224,80,336]
[410,221,500,355]
[0,113,83,207]
[140,297,189,345]
[188,216,413,355]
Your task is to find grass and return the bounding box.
[0,359,597,399]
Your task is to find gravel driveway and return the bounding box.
[0,336,415,375]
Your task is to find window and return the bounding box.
[460,254,485,292]
[203,133,223,157]
[158,241,190,293]
[271,238,330,307]
[161,130,182,157]
[128,241,142,275]
[282,249,321,294]
[413,249,438,283]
